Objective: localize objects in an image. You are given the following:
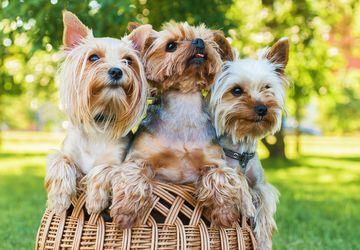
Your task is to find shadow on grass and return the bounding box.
[262,154,360,171]
[303,154,360,163]
[0,152,48,159]
[262,157,301,169]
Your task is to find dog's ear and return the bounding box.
[127,22,141,32]
[128,24,153,53]
[212,30,234,61]
[266,37,289,74]
[62,10,92,49]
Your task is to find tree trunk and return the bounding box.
[295,101,301,155]
[295,127,301,156]
[0,97,2,149]
[261,119,287,159]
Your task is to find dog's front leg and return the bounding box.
[85,164,116,214]
[45,151,79,214]
[251,182,279,250]
[196,159,255,227]
[110,160,154,229]
[246,157,279,250]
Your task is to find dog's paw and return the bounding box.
[211,205,238,228]
[112,212,138,229]
[257,238,272,250]
[110,202,138,229]
[85,194,109,214]
[47,193,71,215]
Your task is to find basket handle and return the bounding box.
[88,212,101,225]
[71,192,86,218]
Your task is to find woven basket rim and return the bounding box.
[36,181,257,250]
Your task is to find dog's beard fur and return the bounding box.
[212,92,282,142]
[143,22,234,93]
[60,37,148,138]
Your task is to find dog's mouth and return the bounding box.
[254,116,265,123]
[189,52,207,64]
[107,80,122,89]
[94,113,116,124]
[242,116,267,124]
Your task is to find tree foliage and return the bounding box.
[1,0,360,153]
[227,0,359,155]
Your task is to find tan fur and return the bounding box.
[127,22,141,32]
[209,38,289,249]
[265,38,289,74]
[111,23,254,229]
[220,89,282,139]
[143,22,233,93]
[45,11,150,214]
[110,160,155,228]
[45,152,80,212]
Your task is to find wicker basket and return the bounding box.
[35,182,257,249]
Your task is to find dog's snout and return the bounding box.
[191,38,205,49]
[108,67,123,80]
[255,105,268,116]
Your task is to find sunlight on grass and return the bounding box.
[0,131,63,249]
[258,135,359,249]
[0,131,360,249]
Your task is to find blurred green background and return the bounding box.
[1,0,360,249]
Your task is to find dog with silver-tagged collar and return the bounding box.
[209,37,289,250]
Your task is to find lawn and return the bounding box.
[0,131,359,250]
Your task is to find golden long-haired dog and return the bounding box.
[45,11,150,214]
[209,38,289,249]
[110,22,255,229]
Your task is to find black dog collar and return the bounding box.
[223,148,255,172]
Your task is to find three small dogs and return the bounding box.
[46,11,289,249]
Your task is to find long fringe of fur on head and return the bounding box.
[59,36,149,138]
[209,38,289,143]
[141,22,234,93]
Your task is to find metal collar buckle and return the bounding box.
[223,148,255,172]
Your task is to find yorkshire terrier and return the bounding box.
[45,11,151,214]
[209,38,289,249]
[110,22,255,229]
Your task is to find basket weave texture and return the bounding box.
[35,182,257,249]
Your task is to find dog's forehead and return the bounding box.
[159,23,213,41]
[92,37,132,53]
[227,59,279,84]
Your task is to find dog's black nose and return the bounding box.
[108,67,123,80]
[191,38,205,49]
[255,105,268,116]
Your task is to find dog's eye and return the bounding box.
[231,87,243,97]
[166,42,177,52]
[264,84,271,89]
[88,54,100,62]
[124,57,132,65]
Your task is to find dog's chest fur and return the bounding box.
[135,91,217,184]
[157,91,214,142]
[63,125,128,174]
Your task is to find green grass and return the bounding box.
[0,131,63,250]
[0,131,360,249]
